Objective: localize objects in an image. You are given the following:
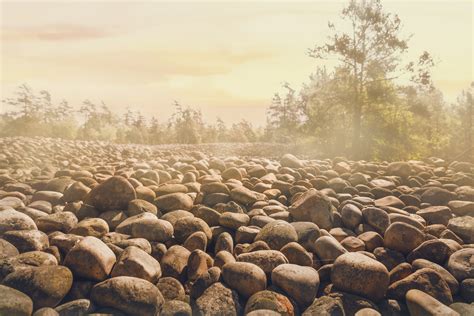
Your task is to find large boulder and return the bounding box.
[115,213,173,242]
[2,265,73,309]
[289,189,333,230]
[160,245,190,282]
[63,236,116,281]
[62,181,91,202]
[0,209,37,235]
[254,220,298,250]
[35,212,78,233]
[383,222,425,255]
[406,289,458,316]
[0,284,33,316]
[222,262,267,298]
[387,268,453,305]
[447,216,474,243]
[173,217,211,243]
[421,187,456,206]
[412,259,459,296]
[448,200,474,217]
[237,250,288,274]
[362,207,390,234]
[386,162,412,178]
[69,218,109,238]
[272,263,320,307]
[417,206,453,226]
[281,154,303,168]
[331,252,389,302]
[85,176,136,212]
[111,246,162,283]
[302,296,344,316]
[230,186,266,205]
[154,193,193,212]
[91,276,164,316]
[2,230,49,253]
[313,236,347,263]
[447,248,474,281]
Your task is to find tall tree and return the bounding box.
[309,0,432,158]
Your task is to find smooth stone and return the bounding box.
[2,265,73,310]
[90,276,164,316]
[254,220,298,250]
[0,284,33,316]
[222,262,267,298]
[406,289,458,316]
[383,222,425,255]
[272,263,320,307]
[387,268,453,305]
[111,246,161,283]
[84,176,136,212]
[289,189,333,230]
[63,236,116,281]
[331,252,389,301]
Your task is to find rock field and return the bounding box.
[0,136,473,316]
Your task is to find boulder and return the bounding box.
[91,276,164,316]
[63,236,116,281]
[272,263,320,307]
[84,176,136,212]
[447,248,474,281]
[0,209,37,235]
[289,189,333,231]
[447,216,474,243]
[222,262,267,298]
[331,252,389,301]
[2,230,49,253]
[2,265,72,309]
[383,222,424,254]
[116,213,173,242]
[111,246,162,282]
[254,220,298,250]
[237,250,288,274]
[406,289,458,316]
[154,193,193,212]
[0,284,33,316]
[387,268,453,305]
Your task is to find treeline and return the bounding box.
[1,0,473,161]
[1,80,471,161]
[0,85,262,144]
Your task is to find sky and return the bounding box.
[1,0,473,126]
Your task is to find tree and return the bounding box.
[453,83,474,160]
[309,0,433,158]
[299,67,353,156]
[216,117,228,142]
[266,83,303,142]
[169,101,203,144]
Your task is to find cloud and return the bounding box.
[3,47,275,82]
[1,24,110,41]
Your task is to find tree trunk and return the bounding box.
[468,92,473,161]
[352,102,362,159]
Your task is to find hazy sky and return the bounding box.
[1,0,473,126]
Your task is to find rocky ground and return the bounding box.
[0,136,473,316]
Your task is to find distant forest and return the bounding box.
[1,0,473,161]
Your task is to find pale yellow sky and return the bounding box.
[1,1,473,126]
